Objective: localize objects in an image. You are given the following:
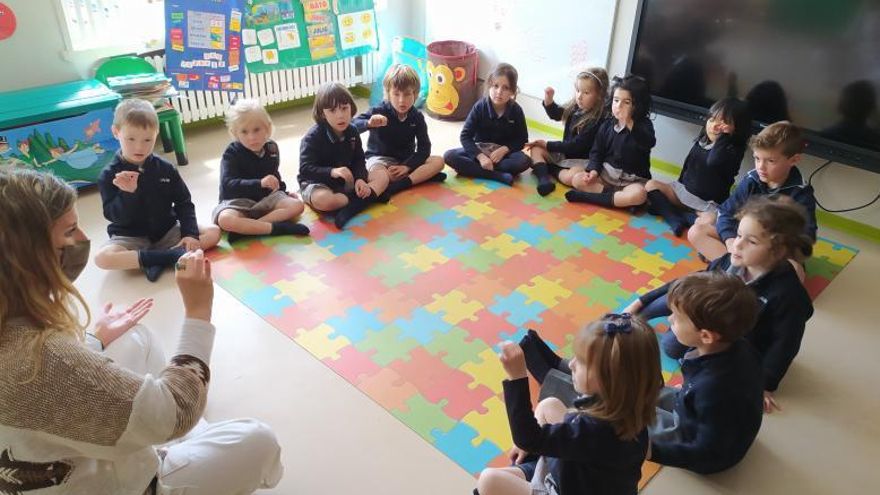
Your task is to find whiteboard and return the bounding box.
[424,0,618,99]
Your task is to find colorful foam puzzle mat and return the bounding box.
[208,174,858,489]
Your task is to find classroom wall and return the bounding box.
[0,0,127,92]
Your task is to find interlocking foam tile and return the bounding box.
[208,177,858,487]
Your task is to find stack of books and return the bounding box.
[105,73,178,110]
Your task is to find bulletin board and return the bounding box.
[165,0,246,91]
[242,0,378,73]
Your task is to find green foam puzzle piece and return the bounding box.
[587,235,639,261]
[392,393,457,441]
[536,234,585,260]
[456,246,505,273]
[576,277,631,308]
[425,327,489,369]
[354,325,421,366]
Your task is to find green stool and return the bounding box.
[95,55,189,166]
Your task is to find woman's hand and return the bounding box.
[175,250,214,322]
[93,298,154,348]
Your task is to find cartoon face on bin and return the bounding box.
[427,61,466,116]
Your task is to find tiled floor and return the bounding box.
[71,101,879,494]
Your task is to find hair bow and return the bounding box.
[603,313,633,334]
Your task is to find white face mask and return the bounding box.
[60,240,90,282]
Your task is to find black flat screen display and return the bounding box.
[628,0,880,170]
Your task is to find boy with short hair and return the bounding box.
[649,271,764,474]
[95,99,220,281]
[353,64,446,197]
[688,121,817,261]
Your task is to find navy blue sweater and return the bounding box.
[587,117,656,179]
[650,340,764,474]
[352,101,431,169]
[716,168,817,242]
[542,102,603,159]
[504,378,647,495]
[98,153,199,242]
[459,97,528,158]
[678,133,746,204]
[219,141,286,201]
[639,253,813,391]
[297,122,368,191]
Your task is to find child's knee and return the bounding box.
[200,225,221,248]
[645,179,661,192]
[535,396,566,424]
[632,187,648,205]
[311,192,347,212]
[94,246,123,269]
[426,155,445,173]
[216,211,238,231]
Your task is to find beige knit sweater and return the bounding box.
[0,317,214,494]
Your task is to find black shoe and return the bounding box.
[144,264,164,282]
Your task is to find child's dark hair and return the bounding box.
[485,63,519,99]
[312,82,357,124]
[749,121,804,157]
[736,195,814,260]
[702,97,752,145]
[574,314,663,440]
[563,67,609,135]
[609,74,652,121]
[667,271,759,342]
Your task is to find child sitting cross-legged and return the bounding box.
[214,98,310,244]
[477,314,663,495]
[95,99,220,282]
[352,64,446,198]
[647,271,765,474]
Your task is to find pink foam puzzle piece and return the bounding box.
[358,367,420,412]
[389,348,494,419]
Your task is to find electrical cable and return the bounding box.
[807,160,880,212]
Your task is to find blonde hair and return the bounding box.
[0,169,90,381]
[562,67,609,135]
[383,64,420,99]
[574,314,662,440]
[749,121,804,157]
[225,98,274,137]
[113,98,159,130]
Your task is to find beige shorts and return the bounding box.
[211,190,290,224]
[599,162,648,192]
[104,224,182,251]
[365,155,400,172]
[300,182,354,208]
[547,152,588,169]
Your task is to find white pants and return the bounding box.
[105,325,284,495]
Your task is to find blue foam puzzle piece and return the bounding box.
[325,306,385,343]
[430,423,503,475]
[489,292,548,327]
[628,214,671,237]
[241,286,293,318]
[557,223,603,248]
[507,223,553,246]
[394,307,455,345]
[427,232,478,258]
[642,237,693,263]
[320,231,369,256]
[426,209,473,231]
